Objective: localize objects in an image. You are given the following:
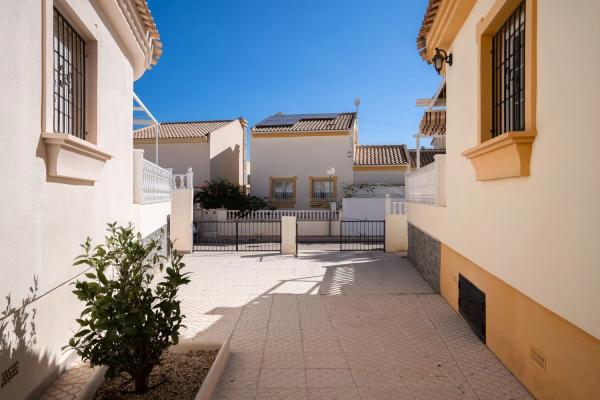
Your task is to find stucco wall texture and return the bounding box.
[408,0,600,340]
[0,1,154,398]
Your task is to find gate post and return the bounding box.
[281,216,297,256]
[170,189,194,253]
[384,214,408,252]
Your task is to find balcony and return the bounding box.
[133,149,171,204]
[405,154,446,206]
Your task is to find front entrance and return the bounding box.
[339,220,385,251]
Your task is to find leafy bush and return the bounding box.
[194,178,271,210]
[66,223,190,393]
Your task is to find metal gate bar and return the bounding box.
[193,220,281,252]
[340,220,385,251]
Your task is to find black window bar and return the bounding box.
[491,1,525,138]
[53,8,86,140]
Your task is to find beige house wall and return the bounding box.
[251,134,354,206]
[0,1,157,399]
[408,0,600,397]
[209,120,245,186]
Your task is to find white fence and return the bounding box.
[405,154,446,206]
[133,150,171,204]
[226,209,340,221]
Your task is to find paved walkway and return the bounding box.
[179,249,532,400]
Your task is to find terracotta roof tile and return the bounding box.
[416,0,442,62]
[354,145,410,166]
[408,148,446,168]
[134,0,162,66]
[133,120,234,140]
[419,109,446,136]
[252,112,356,133]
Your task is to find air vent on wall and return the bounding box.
[1,361,19,388]
[531,347,546,371]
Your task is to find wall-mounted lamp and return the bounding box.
[432,47,452,75]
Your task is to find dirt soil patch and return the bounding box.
[94,349,219,400]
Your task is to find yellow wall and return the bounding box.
[440,244,600,400]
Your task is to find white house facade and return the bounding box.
[0,1,167,399]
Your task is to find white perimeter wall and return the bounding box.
[408,0,600,339]
[0,1,146,398]
[251,134,354,205]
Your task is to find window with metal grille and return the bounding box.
[311,178,333,202]
[53,8,86,139]
[491,2,525,138]
[271,179,294,201]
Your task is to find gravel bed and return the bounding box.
[94,349,219,400]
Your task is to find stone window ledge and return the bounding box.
[462,131,536,181]
[42,132,112,185]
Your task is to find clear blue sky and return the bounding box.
[134,0,442,149]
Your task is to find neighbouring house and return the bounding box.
[0,2,169,399]
[134,119,247,188]
[250,113,357,208]
[251,113,410,208]
[407,1,600,399]
[407,148,445,169]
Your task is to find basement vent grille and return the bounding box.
[1,361,19,388]
[531,347,546,371]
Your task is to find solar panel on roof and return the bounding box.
[255,113,340,127]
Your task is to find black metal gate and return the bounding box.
[340,220,385,251]
[193,221,281,252]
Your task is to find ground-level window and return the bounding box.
[311,178,333,201]
[54,8,86,139]
[491,1,525,137]
[270,177,296,203]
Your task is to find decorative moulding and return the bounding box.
[462,131,535,181]
[42,132,112,185]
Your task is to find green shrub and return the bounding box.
[194,178,271,210]
[66,223,190,393]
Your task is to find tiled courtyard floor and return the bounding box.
[179,248,533,400]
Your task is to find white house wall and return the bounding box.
[0,1,147,398]
[251,134,354,205]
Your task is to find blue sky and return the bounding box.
[134,0,442,149]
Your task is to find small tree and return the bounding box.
[195,178,271,210]
[66,223,190,393]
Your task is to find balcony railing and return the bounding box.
[133,149,171,204]
[172,168,194,190]
[405,154,446,206]
[226,209,340,221]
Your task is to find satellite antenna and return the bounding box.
[354,97,361,113]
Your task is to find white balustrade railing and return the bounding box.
[172,167,194,189]
[390,201,406,214]
[405,154,446,206]
[226,209,340,221]
[133,150,171,204]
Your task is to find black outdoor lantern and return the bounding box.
[432,47,453,74]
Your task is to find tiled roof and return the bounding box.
[419,109,446,136]
[354,145,410,166]
[252,112,356,133]
[133,120,234,140]
[134,0,162,66]
[408,148,446,168]
[416,0,442,62]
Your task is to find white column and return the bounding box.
[132,149,144,204]
[281,216,297,256]
[186,167,194,189]
[385,214,408,253]
[170,189,194,253]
